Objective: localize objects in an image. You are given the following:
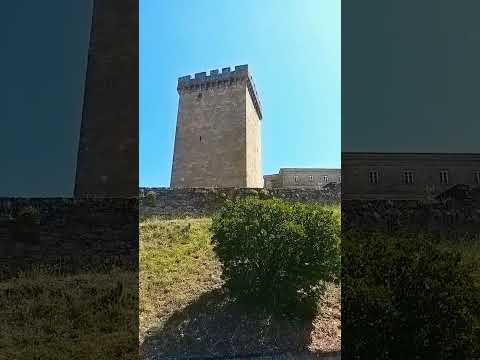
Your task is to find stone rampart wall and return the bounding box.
[139,187,340,216]
[343,199,480,236]
[0,198,138,277]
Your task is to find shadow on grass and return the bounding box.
[140,287,317,360]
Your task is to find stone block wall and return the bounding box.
[139,187,340,216]
[0,198,138,277]
[171,65,263,188]
[245,86,262,187]
[172,82,247,187]
[343,199,480,235]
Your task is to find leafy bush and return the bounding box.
[143,191,157,207]
[211,197,340,315]
[343,231,480,359]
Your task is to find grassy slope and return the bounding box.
[139,215,341,356]
[139,217,223,343]
[0,269,137,360]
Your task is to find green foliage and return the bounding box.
[343,231,480,359]
[211,197,340,315]
[143,191,157,207]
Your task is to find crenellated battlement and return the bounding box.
[177,64,262,120]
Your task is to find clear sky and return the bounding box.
[343,1,480,153]
[1,0,93,197]
[140,0,341,187]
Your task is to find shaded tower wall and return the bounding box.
[74,0,138,197]
[171,65,263,188]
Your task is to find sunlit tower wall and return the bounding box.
[171,64,263,188]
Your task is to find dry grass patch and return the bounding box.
[139,217,223,344]
[0,267,138,359]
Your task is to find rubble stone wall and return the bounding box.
[139,187,341,216]
[0,198,138,277]
[343,199,480,235]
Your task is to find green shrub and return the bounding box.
[143,191,157,207]
[343,231,480,359]
[211,197,340,315]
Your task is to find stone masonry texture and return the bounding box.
[343,198,480,235]
[74,0,138,197]
[139,187,480,236]
[265,169,342,189]
[171,65,263,188]
[0,198,138,278]
[139,187,340,217]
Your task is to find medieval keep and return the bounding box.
[171,65,263,188]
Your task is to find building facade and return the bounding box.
[342,152,480,200]
[264,168,341,189]
[171,65,263,188]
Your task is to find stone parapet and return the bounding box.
[177,64,262,120]
[0,198,138,277]
[343,199,480,235]
[139,187,340,216]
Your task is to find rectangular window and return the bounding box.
[440,170,449,184]
[475,171,480,185]
[369,170,379,184]
[403,171,414,184]
[323,175,329,183]
[309,175,313,181]
[294,175,298,183]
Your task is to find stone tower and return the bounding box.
[171,65,263,188]
[74,0,138,197]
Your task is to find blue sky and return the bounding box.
[140,0,341,187]
[1,1,92,196]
